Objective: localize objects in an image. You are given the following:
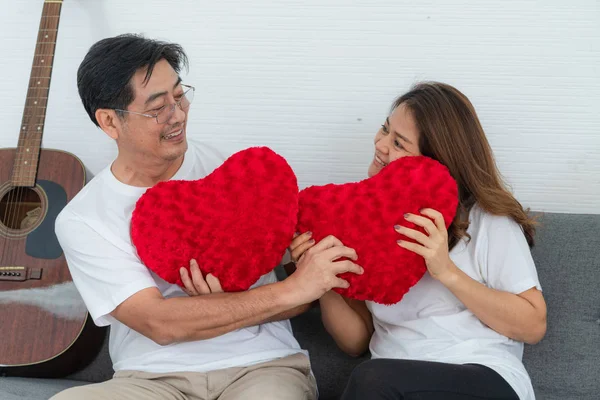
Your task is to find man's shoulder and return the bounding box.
[56,167,112,228]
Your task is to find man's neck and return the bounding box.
[110,153,185,188]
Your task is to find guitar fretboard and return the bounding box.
[11,0,63,187]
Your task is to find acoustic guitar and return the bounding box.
[0,0,105,378]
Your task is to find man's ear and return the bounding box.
[95,109,123,140]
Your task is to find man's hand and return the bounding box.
[285,235,364,305]
[180,259,223,296]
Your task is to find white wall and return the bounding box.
[1,0,598,214]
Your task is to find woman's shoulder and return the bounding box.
[469,203,526,240]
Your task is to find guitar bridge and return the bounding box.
[0,266,42,281]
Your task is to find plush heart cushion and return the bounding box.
[131,147,298,292]
[296,156,458,305]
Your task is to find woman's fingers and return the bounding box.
[291,238,316,263]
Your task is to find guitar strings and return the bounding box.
[2,2,61,266]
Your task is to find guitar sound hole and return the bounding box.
[0,187,43,231]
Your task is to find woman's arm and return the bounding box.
[320,291,374,356]
[289,232,374,356]
[436,264,546,343]
[397,209,547,344]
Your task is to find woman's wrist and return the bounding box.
[433,260,462,288]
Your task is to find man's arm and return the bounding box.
[112,280,300,345]
[261,261,318,323]
[112,235,363,345]
[263,302,312,323]
[179,259,314,325]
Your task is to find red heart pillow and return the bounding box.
[296,156,458,305]
[131,147,298,292]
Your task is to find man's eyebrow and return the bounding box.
[173,76,182,89]
[144,77,183,106]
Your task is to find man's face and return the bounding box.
[116,59,189,163]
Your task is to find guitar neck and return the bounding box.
[11,0,63,187]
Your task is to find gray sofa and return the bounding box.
[1,212,599,400]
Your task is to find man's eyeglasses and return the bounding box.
[114,84,195,124]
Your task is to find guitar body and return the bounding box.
[0,1,105,377]
[0,148,105,377]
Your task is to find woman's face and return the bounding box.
[368,103,422,178]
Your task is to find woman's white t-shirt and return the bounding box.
[367,205,541,400]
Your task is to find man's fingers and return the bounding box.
[333,278,350,289]
[180,267,198,296]
[333,260,364,276]
[190,259,211,294]
[310,235,345,252]
[323,245,358,262]
[206,273,223,293]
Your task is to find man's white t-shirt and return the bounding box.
[55,140,306,374]
[367,205,541,400]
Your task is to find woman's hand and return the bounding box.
[289,231,315,264]
[395,208,456,281]
[180,259,223,296]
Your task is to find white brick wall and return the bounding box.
[1,0,598,213]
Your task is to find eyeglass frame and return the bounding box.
[113,84,195,124]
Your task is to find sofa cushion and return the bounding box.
[0,377,87,400]
[524,212,600,400]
